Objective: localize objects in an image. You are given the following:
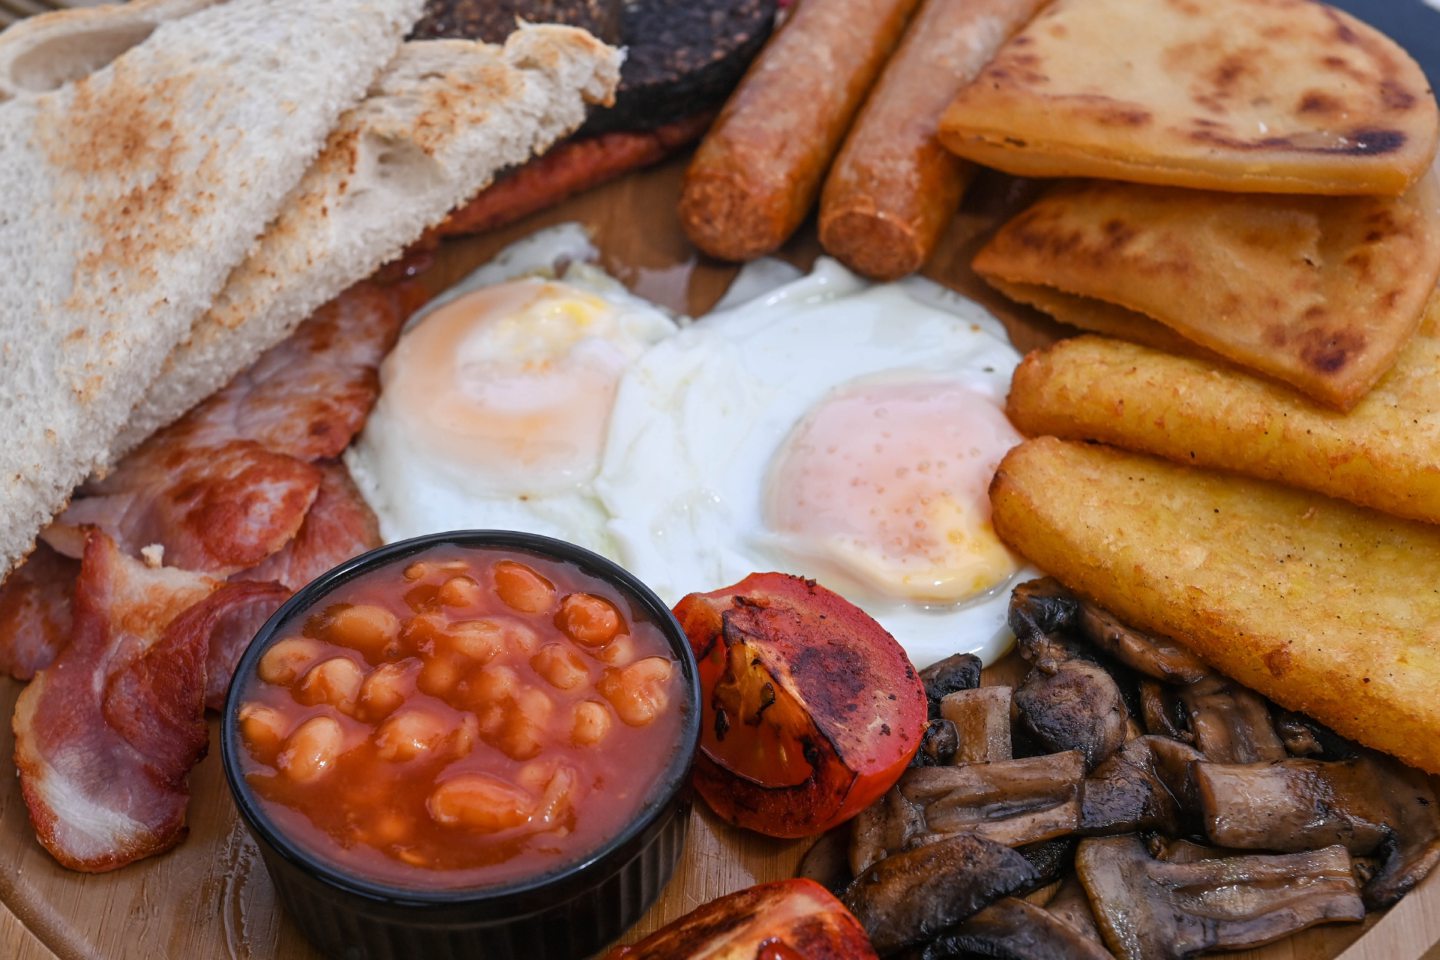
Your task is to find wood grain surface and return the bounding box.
[2,156,1437,960]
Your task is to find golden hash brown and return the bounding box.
[990,437,1440,775]
[1006,292,1440,524]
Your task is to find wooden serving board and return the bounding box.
[2,157,1438,960]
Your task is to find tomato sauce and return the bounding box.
[236,544,684,890]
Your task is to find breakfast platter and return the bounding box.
[0,155,1437,960]
[4,0,1440,958]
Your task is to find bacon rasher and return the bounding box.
[203,464,383,710]
[4,281,413,871]
[3,281,411,681]
[0,543,78,680]
[13,531,219,871]
[45,281,415,573]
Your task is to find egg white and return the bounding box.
[345,226,680,559]
[349,230,1037,668]
[595,258,1039,667]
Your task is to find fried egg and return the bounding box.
[350,228,1036,667]
[597,258,1037,666]
[345,227,679,557]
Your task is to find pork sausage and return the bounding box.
[678,0,921,262]
[819,0,1048,280]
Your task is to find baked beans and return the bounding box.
[237,545,683,889]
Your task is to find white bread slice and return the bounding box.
[0,0,425,578]
[0,0,216,100]
[112,26,623,458]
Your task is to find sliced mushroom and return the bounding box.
[849,784,927,877]
[1272,710,1359,760]
[1194,753,1440,908]
[1077,835,1365,960]
[1015,657,1129,770]
[920,653,982,718]
[1364,757,1440,908]
[1075,602,1209,685]
[939,686,1012,763]
[1194,757,1391,853]
[1045,873,1107,949]
[1273,713,1324,757]
[798,824,853,895]
[1177,675,1286,763]
[1017,836,1076,890]
[1138,679,1191,743]
[1080,735,1203,836]
[911,718,958,767]
[900,750,1084,847]
[912,897,1116,960]
[1007,577,1081,647]
[843,833,1038,956]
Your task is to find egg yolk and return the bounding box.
[763,380,1023,605]
[378,279,634,494]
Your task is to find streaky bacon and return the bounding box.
[7,280,424,874]
[220,283,422,461]
[50,442,322,574]
[45,280,419,575]
[0,543,78,680]
[199,581,291,712]
[14,530,220,872]
[244,461,382,592]
[197,462,383,709]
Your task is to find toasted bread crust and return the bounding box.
[0,0,424,578]
[113,27,622,457]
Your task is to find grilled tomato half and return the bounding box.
[605,879,878,959]
[673,573,927,837]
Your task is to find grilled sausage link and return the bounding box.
[819,0,1048,280]
[678,0,921,262]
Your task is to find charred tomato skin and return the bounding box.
[673,573,928,838]
[604,878,879,960]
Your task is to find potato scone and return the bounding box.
[989,437,1440,775]
[1006,300,1440,523]
[986,277,1217,360]
[937,0,1439,195]
[975,173,1440,410]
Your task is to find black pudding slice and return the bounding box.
[583,0,780,135]
[410,0,624,45]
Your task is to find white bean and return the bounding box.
[278,715,344,783]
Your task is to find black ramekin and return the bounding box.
[220,530,701,960]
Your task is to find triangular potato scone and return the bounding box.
[938,0,1439,195]
[990,437,1440,775]
[1007,290,1440,523]
[985,276,1219,361]
[974,173,1440,409]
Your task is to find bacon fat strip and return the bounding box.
[819,0,1049,280]
[678,0,922,261]
[14,530,220,872]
